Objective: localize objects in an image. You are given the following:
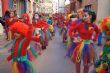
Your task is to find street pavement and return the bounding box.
[0,33,11,73]
[36,29,75,73]
[0,28,103,73]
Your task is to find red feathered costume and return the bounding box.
[69,22,100,64]
[69,22,100,40]
[32,19,49,50]
[6,22,40,73]
[32,19,48,30]
[7,22,40,61]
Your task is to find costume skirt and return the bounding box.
[12,60,36,73]
[71,40,96,65]
[66,42,78,57]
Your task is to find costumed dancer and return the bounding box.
[32,13,48,50]
[52,15,56,34]
[63,14,71,46]
[66,11,83,58]
[4,22,40,73]
[41,18,49,49]
[21,13,40,61]
[45,17,51,40]
[61,15,68,43]
[94,16,110,73]
[5,9,21,40]
[48,17,54,37]
[69,11,100,73]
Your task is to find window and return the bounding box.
[84,5,92,11]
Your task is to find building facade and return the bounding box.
[13,0,29,17]
[82,0,98,12]
[39,0,53,14]
[80,0,110,21]
[1,0,8,15]
[0,0,2,17]
[69,0,82,12]
[97,0,110,21]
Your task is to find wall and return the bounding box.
[97,0,110,21]
[1,0,8,15]
[8,0,13,9]
[58,0,65,13]
[0,0,2,17]
[39,2,53,14]
[82,0,98,12]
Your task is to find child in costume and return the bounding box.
[4,22,40,73]
[32,13,49,50]
[49,24,54,37]
[48,17,55,37]
[69,11,100,73]
[21,13,40,60]
[94,16,110,73]
[5,9,21,40]
[66,10,83,58]
[60,14,69,43]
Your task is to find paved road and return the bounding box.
[36,29,75,73]
[34,28,103,73]
[0,33,11,73]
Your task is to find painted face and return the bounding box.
[34,14,39,20]
[14,32,21,39]
[10,11,15,18]
[83,12,91,22]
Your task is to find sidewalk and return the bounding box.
[0,33,12,54]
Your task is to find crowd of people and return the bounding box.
[59,9,110,73]
[0,8,110,73]
[0,9,56,73]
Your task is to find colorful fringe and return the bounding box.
[66,42,77,57]
[12,60,36,73]
[66,34,72,49]
[71,40,95,65]
[27,47,38,61]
